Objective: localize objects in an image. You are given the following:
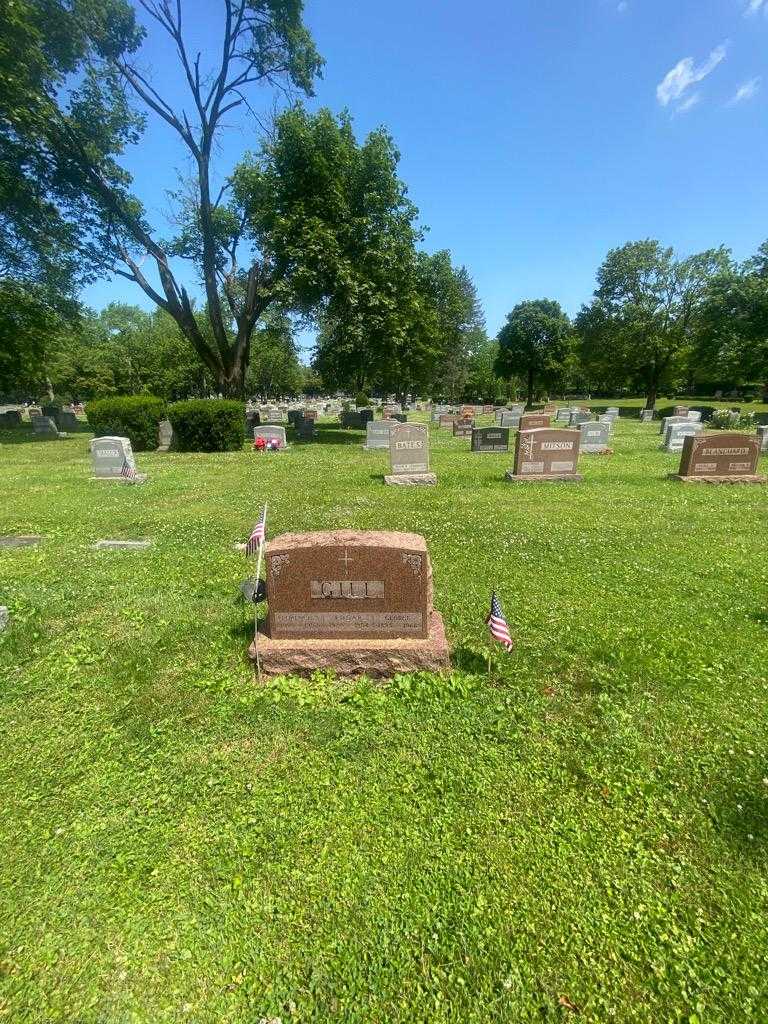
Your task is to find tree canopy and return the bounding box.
[495,299,572,407]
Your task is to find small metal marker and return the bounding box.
[92,540,152,551]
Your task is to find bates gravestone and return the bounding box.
[386,423,435,485]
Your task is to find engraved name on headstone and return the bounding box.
[90,436,137,478]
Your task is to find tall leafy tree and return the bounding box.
[495,299,572,408]
[576,240,731,409]
[696,241,768,396]
[246,310,302,397]
[2,0,322,397]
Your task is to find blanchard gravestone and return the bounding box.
[579,420,612,453]
[506,428,582,482]
[364,419,396,450]
[663,421,702,452]
[90,436,145,482]
[254,425,287,449]
[472,427,510,452]
[385,423,435,486]
[250,530,450,678]
[671,432,765,484]
[520,413,550,431]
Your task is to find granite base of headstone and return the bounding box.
[669,432,766,484]
[248,530,450,679]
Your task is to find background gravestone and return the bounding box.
[758,425,768,452]
[580,420,612,453]
[499,411,521,429]
[157,419,173,451]
[438,414,458,429]
[254,425,287,448]
[32,416,60,439]
[506,428,582,482]
[364,419,396,450]
[90,436,143,481]
[568,410,591,427]
[671,432,765,484]
[520,413,550,431]
[386,423,435,486]
[56,410,79,431]
[472,427,510,453]
[663,421,702,452]
[640,409,654,423]
[453,419,473,438]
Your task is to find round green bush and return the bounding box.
[168,399,245,452]
[86,395,166,451]
[355,391,371,407]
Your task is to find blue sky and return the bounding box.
[83,0,768,355]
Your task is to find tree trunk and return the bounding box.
[645,377,658,410]
[526,366,534,409]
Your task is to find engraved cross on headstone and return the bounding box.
[339,549,354,574]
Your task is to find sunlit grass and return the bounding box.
[1,403,767,1023]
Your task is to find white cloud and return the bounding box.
[656,43,729,107]
[728,76,761,104]
[675,92,701,114]
[745,0,767,16]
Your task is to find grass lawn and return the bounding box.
[1,405,767,1023]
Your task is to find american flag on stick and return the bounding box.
[245,505,267,556]
[120,459,137,480]
[486,591,513,651]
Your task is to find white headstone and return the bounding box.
[90,436,136,478]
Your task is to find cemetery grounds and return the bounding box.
[1,401,767,1024]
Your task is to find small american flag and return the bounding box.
[245,505,267,556]
[486,591,513,651]
[121,460,137,480]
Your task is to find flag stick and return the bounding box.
[252,503,267,684]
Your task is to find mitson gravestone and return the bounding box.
[505,428,583,482]
[249,530,450,678]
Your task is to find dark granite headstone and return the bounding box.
[472,427,510,452]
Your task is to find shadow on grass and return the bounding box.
[451,645,489,674]
[304,425,367,446]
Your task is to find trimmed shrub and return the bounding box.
[355,391,371,407]
[168,399,245,452]
[86,395,166,451]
